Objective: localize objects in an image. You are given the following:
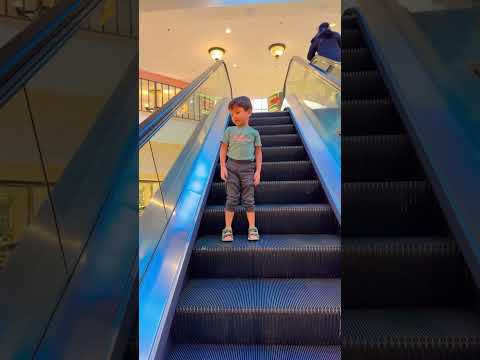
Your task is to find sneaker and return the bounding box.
[222,228,233,242]
[248,227,260,241]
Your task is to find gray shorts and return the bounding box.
[225,158,255,212]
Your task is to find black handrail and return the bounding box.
[0,0,104,107]
[283,56,340,101]
[139,60,233,149]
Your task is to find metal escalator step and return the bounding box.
[168,344,340,360]
[342,181,448,236]
[342,135,424,181]
[342,29,365,48]
[342,237,470,307]
[342,48,376,71]
[214,161,316,182]
[190,234,340,278]
[199,204,337,235]
[262,146,307,162]
[343,308,480,359]
[342,14,358,30]
[341,99,403,135]
[249,116,292,127]
[208,180,325,205]
[252,124,296,136]
[251,111,289,118]
[261,134,302,147]
[343,71,388,99]
[171,278,341,344]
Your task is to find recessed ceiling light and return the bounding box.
[225,28,232,34]
[233,64,238,68]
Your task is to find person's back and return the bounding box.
[307,22,341,62]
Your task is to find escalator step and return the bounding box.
[252,124,296,136]
[168,344,340,360]
[341,99,403,135]
[342,29,365,48]
[261,134,302,147]
[262,146,308,162]
[343,71,388,99]
[341,14,358,30]
[208,180,325,205]
[342,181,448,236]
[249,116,292,127]
[343,308,480,359]
[342,135,424,181]
[214,161,316,182]
[342,48,376,71]
[251,112,289,118]
[190,234,340,278]
[342,237,469,307]
[199,204,337,235]
[171,278,341,344]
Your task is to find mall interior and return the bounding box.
[1,0,480,359]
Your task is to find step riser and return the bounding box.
[343,243,469,307]
[342,101,403,135]
[171,312,340,345]
[342,348,480,360]
[262,147,308,162]
[190,248,341,278]
[342,29,365,48]
[343,72,388,99]
[255,125,296,136]
[199,208,337,235]
[342,136,424,181]
[214,162,316,182]
[261,135,302,147]
[249,117,293,126]
[342,49,375,72]
[342,182,448,236]
[208,182,326,205]
[251,112,289,118]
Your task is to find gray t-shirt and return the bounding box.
[222,125,262,161]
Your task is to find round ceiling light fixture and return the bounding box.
[268,43,286,59]
[208,47,226,61]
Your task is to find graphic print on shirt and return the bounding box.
[231,134,252,143]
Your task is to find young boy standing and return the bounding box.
[220,96,262,242]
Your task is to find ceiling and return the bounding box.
[140,0,341,98]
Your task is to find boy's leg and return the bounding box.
[224,160,240,241]
[240,162,259,240]
[246,210,255,228]
[225,210,235,229]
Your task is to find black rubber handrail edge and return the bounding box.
[0,0,104,107]
[283,56,341,101]
[138,60,233,149]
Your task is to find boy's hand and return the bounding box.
[220,166,228,182]
[254,171,261,186]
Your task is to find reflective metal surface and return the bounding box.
[353,0,480,285]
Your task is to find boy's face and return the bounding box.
[230,106,252,127]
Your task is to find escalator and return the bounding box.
[139,55,341,359]
[342,11,480,359]
[0,1,138,358]
[167,110,340,358]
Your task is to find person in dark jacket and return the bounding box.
[307,22,341,62]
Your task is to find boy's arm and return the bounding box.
[255,146,262,173]
[220,143,228,168]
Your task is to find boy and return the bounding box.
[220,96,262,242]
